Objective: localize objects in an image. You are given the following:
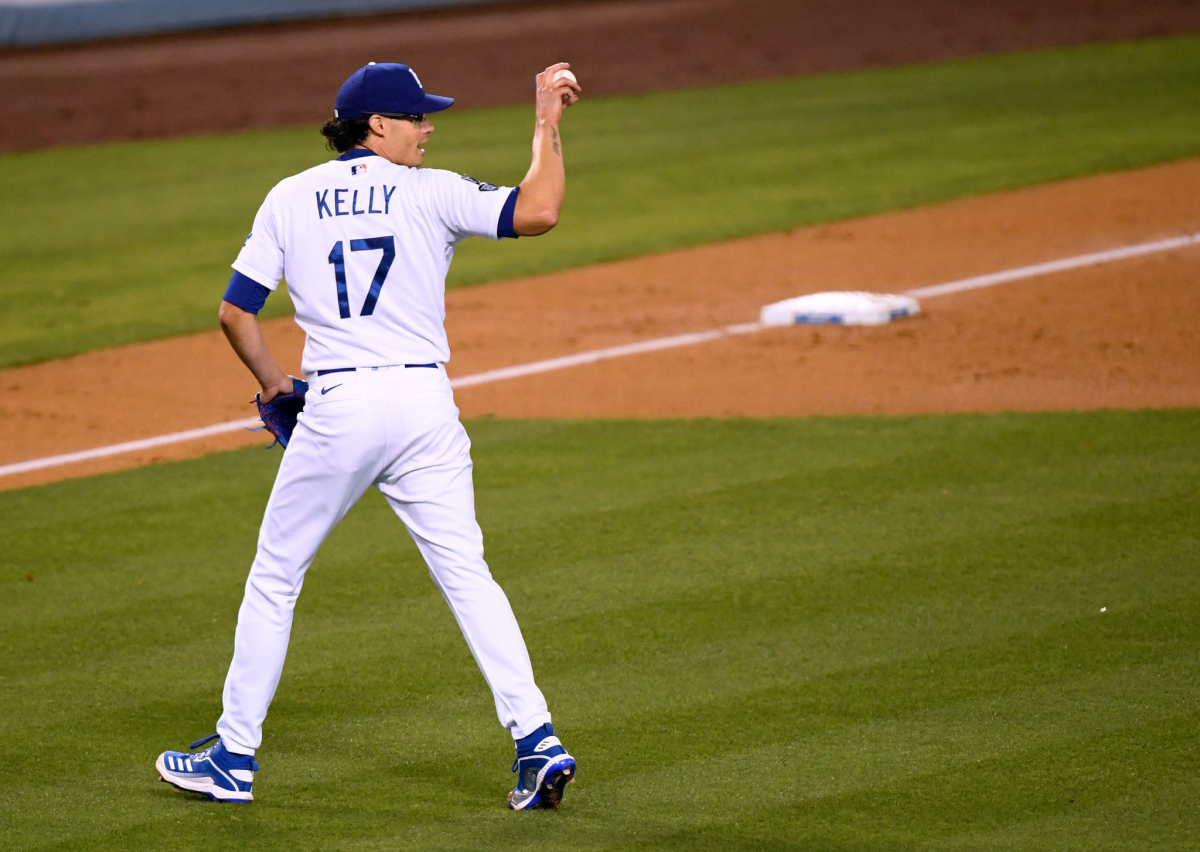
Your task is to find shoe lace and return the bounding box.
[189,733,221,757]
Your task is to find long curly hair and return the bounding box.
[320,117,371,153]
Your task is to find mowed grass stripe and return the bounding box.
[4,35,1200,368]
[1,410,1198,849]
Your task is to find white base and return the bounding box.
[760,291,920,326]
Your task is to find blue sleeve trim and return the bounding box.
[498,187,519,239]
[223,271,271,314]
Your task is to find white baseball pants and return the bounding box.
[215,364,551,754]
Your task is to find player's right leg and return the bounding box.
[158,378,386,797]
[373,365,575,808]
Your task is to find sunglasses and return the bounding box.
[374,112,427,123]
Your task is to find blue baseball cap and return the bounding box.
[334,62,454,119]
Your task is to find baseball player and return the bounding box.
[155,61,582,810]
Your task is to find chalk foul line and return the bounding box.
[450,321,764,389]
[3,230,1198,479]
[0,418,265,478]
[903,231,1200,299]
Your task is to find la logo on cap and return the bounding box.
[333,62,455,120]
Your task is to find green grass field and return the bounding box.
[2,35,1200,367]
[2,411,1198,850]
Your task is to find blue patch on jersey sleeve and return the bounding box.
[224,271,271,314]
[498,187,520,240]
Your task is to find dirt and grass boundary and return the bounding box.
[2,0,1199,152]
[2,158,1198,490]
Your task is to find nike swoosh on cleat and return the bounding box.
[321,384,343,395]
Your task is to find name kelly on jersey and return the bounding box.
[315,186,398,219]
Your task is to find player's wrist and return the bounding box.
[259,375,294,402]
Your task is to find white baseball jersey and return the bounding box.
[232,151,515,374]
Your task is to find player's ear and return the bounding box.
[367,114,386,137]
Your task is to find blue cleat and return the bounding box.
[155,734,258,802]
[508,724,576,810]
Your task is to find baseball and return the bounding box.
[553,69,578,104]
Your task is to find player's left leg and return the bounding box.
[217,396,384,756]
[158,381,385,801]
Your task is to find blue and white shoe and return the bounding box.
[155,734,258,802]
[508,725,576,810]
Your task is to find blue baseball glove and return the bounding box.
[255,378,308,449]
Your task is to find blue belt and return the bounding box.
[316,364,438,376]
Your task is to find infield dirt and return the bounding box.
[4,0,1200,488]
[2,158,1199,490]
[2,0,1200,152]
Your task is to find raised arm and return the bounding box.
[513,63,581,237]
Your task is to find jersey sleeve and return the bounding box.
[424,170,517,242]
[231,187,285,289]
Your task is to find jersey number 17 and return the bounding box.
[328,236,395,318]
